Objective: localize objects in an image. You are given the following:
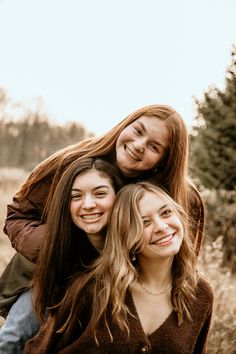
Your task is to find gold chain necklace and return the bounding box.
[138,280,172,296]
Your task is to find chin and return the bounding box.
[170,246,181,256]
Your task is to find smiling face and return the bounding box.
[115,116,169,177]
[70,170,116,245]
[138,191,184,261]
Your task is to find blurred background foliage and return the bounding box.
[190,46,236,191]
[190,45,236,275]
[0,45,236,354]
[189,46,236,352]
[0,88,94,171]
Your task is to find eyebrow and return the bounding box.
[136,121,166,149]
[71,185,111,192]
[141,204,169,218]
[136,120,146,132]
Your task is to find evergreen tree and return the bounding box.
[190,46,236,190]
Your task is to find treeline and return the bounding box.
[190,45,236,273]
[0,90,93,170]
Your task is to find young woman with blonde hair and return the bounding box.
[24,182,213,353]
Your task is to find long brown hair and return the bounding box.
[56,182,198,343]
[16,104,204,252]
[33,157,123,321]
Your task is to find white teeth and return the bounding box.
[81,213,102,219]
[154,234,173,244]
[126,146,140,161]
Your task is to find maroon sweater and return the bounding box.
[24,278,213,354]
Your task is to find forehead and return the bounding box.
[72,170,113,189]
[132,116,169,147]
[139,191,169,213]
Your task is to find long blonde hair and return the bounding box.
[56,182,198,343]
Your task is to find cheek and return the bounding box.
[143,228,152,243]
[105,195,116,212]
[141,152,159,170]
[117,127,133,144]
[174,219,184,243]
[147,153,162,166]
[70,202,79,220]
[176,218,184,232]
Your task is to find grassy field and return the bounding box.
[0,168,27,272]
[0,168,235,353]
[0,168,28,327]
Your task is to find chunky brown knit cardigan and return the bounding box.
[24,277,213,354]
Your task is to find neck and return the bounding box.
[118,167,140,179]
[87,233,105,253]
[137,256,173,288]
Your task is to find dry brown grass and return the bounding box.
[0,168,28,273]
[199,238,236,354]
[0,168,28,326]
[0,169,235,352]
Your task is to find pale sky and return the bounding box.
[0,0,235,135]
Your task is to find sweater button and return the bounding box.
[140,345,148,353]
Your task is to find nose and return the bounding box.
[83,195,96,209]
[153,218,168,233]
[133,137,146,153]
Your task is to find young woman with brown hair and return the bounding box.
[0,157,122,353]
[24,182,213,353]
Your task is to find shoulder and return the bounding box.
[188,276,214,324]
[197,276,214,295]
[194,276,214,307]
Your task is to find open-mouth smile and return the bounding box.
[80,213,103,220]
[125,145,141,161]
[151,233,175,245]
